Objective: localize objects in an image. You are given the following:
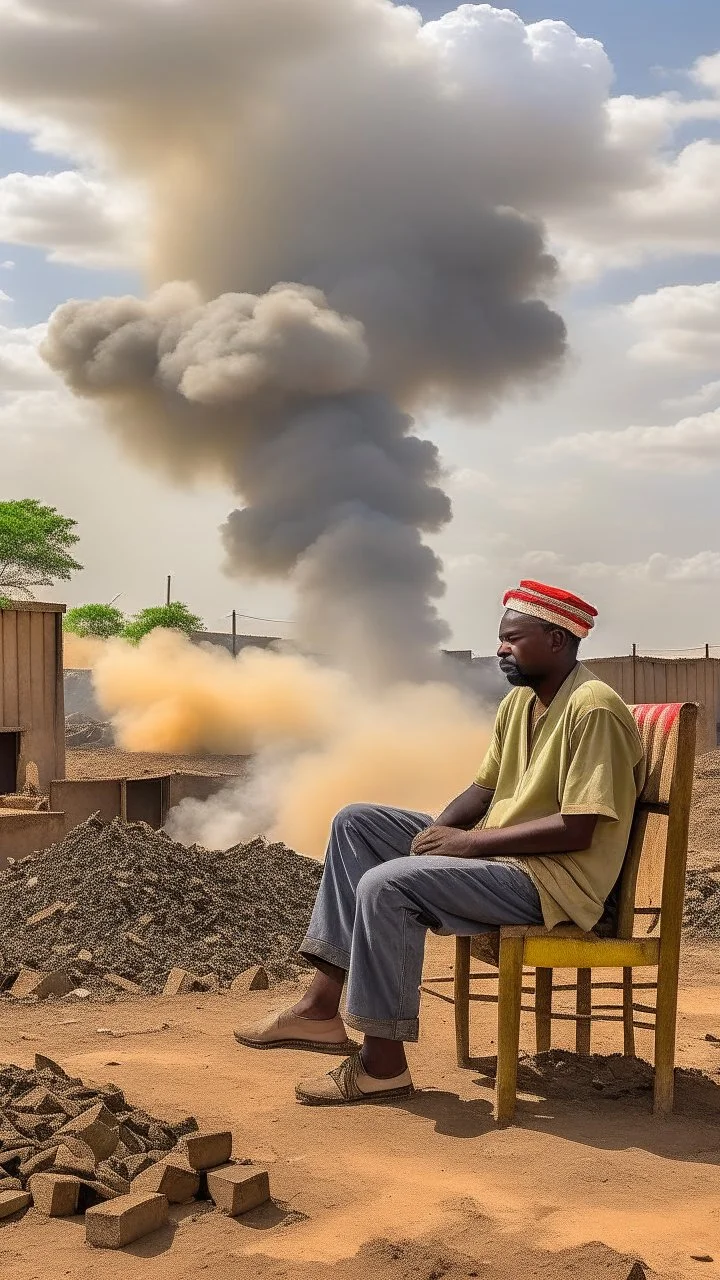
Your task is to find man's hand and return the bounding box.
[410,825,478,858]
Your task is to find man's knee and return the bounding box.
[331,802,381,836]
[356,860,410,909]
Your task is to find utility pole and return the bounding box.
[166,575,172,607]
[232,609,237,658]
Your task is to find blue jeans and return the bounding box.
[299,803,543,1042]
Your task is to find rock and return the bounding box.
[180,1130,232,1171]
[51,1143,96,1179]
[0,1189,31,1219]
[206,1164,270,1217]
[163,968,204,996]
[230,966,269,994]
[104,974,144,995]
[85,1191,169,1249]
[34,1054,70,1079]
[58,1103,119,1161]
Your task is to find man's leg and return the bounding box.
[295,857,543,1102]
[234,802,430,1051]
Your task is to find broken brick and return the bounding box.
[85,1192,168,1250]
[180,1130,232,1171]
[25,902,66,929]
[9,969,74,1000]
[51,1143,96,1179]
[0,1189,31,1219]
[230,966,269,994]
[29,1173,81,1217]
[58,1103,119,1161]
[206,1165,270,1217]
[132,1159,199,1203]
[103,973,143,995]
[163,968,204,996]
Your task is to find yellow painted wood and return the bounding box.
[494,932,525,1125]
[522,936,659,968]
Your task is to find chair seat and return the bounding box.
[470,925,660,969]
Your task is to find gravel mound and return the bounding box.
[689,748,720,868]
[65,712,114,749]
[0,1053,198,1197]
[683,866,720,938]
[0,816,322,998]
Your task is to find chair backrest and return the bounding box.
[616,702,697,942]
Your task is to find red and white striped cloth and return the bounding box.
[502,580,598,640]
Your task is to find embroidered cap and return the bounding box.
[502,579,598,640]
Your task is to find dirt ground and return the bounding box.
[65,749,250,781]
[1,935,719,1280]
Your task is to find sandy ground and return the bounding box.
[65,749,250,781]
[1,936,719,1280]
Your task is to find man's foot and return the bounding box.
[295,1054,414,1105]
[234,1009,360,1055]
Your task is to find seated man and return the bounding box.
[235,581,645,1105]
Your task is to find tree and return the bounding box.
[64,603,126,639]
[0,499,82,600]
[122,601,205,644]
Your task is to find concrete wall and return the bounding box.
[0,810,66,868]
[0,602,65,793]
[166,773,235,809]
[49,778,123,829]
[586,655,720,754]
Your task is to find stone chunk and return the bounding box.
[9,968,74,1000]
[230,966,269,993]
[0,1189,31,1219]
[132,1159,200,1203]
[58,1103,119,1161]
[34,1054,70,1079]
[163,968,204,996]
[19,1146,59,1180]
[104,973,143,995]
[85,1192,168,1250]
[76,950,94,968]
[29,1173,81,1217]
[51,1143,96,1178]
[180,1130,232,1171]
[124,933,151,951]
[206,1165,270,1217]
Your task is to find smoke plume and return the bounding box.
[0,0,575,675]
[79,629,489,856]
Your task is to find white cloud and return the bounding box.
[663,379,720,414]
[522,548,720,586]
[535,407,720,473]
[0,289,11,303]
[0,321,56,392]
[0,260,14,270]
[0,170,144,268]
[624,281,720,368]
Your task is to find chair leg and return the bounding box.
[654,961,678,1116]
[575,968,592,1056]
[494,933,524,1125]
[623,968,636,1057]
[535,967,553,1054]
[454,936,471,1067]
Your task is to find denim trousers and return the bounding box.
[299,802,544,1042]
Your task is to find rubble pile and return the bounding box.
[0,1055,270,1246]
[0,816,322,998]
[683,866,720,938]
[65,713,114,749]
[0,1053,197,1203]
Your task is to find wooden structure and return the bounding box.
[0,602,65,794]
[451,701,697,1124]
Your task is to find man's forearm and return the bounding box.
[435,783,494,829]
[451,812,597,858]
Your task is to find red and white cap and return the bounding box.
[502,580,598,640]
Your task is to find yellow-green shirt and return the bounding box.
[474,663,645,931]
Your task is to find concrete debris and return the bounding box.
[9,969,75,1001]
[230,965,270,994]
[85,1191,168,1249]
[0,1188,31,1218]
[206,1164,270,1217]
[0,816,321,998]
[180,1131,233,1172]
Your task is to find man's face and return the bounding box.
[497,610,563,686]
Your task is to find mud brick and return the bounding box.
[163,968,204,996]
[85,1192,168,1250]
[19,1146,59,1179]
[51,1143,96,1179]
[58,1103,119,1161]
[104,973,143,995]
[230,966,269,994]
[39,1134,94,1161]
[132,1159,199,1204]
[116,1125,144,1155]
[206,1165,270,1217]
[9,968,74,1000]
[34,1055,71,1081]
[0,1189,31,1218]
[122,1153,156,1180]
[29,1173,81,1217]
[180,1130,232,1171]
[26,902,66,928]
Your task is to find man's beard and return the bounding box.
[499,660,534,687]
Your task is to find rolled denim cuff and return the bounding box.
[299,936,350,972]
[344,1011,419,1043]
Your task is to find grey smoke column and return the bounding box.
[0,0,574,677]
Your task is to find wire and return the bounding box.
[221,611,296,626]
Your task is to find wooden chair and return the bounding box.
[452,701,697,1124]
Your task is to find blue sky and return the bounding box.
[1,1,720,655]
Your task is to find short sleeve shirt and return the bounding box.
[474,664,645,930]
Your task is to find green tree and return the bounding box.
[122,601,205,644]
[64,603,126,639]
[0,499,82,600]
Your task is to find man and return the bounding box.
[235,580,645,1105]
